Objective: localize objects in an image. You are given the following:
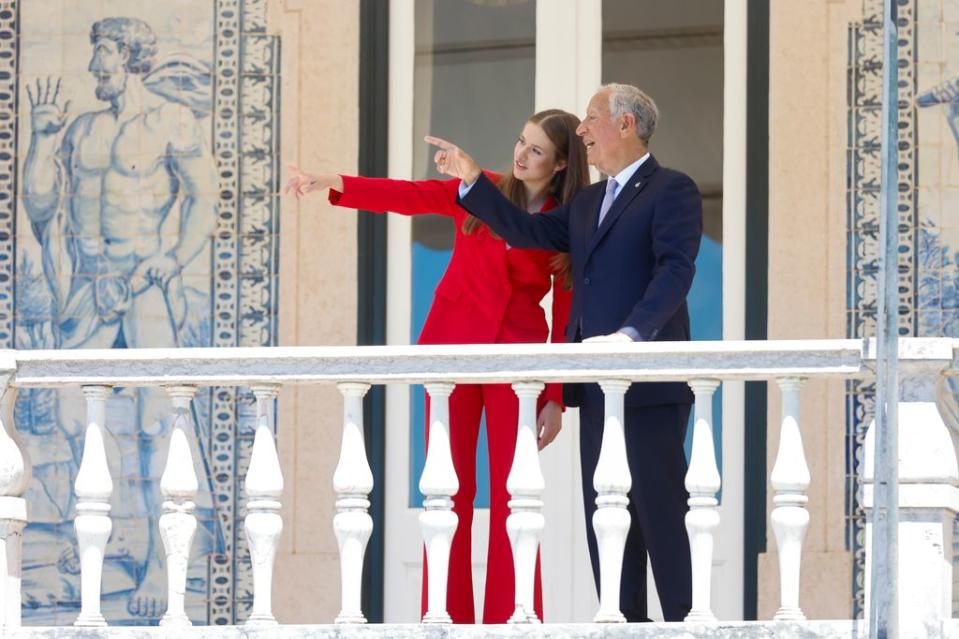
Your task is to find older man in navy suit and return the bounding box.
[427,83,703,622]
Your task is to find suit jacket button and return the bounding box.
[584,277,591,285]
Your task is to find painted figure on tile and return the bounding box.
[917,77,959,148]
[20,16,216,618]
[916,75,959,432]
[22,16,215,350]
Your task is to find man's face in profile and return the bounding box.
[88,37,128,101]
[577,90,624,175]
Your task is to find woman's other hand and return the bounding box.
[536,400,563,451]
[283,165,343,199]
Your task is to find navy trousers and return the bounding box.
[578,384,693,622]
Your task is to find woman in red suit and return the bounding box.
[284,109,589,623]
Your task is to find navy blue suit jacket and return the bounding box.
[459,155,702,408]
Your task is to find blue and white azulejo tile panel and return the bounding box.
[7,0,280,625]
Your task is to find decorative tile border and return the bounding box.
[846,0,918,618]
[0,0,17,346]
[210,0,242,625]
[230,6,280,624]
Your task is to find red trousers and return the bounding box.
[421,382,544,623]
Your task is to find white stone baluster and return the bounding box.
[770,377,809,621]
[684,379,721,623]
[159,386,199,627]
[592,379,631,623]
[0,377,27,629]
[863,370,959,636]
[506,381,546,624]
[419,382,458,624]
[334,382,373,624]
[0,516,24,630]
[244,385,283,626]
[74,385,113,627]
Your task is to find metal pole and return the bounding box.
[870,0,899,637]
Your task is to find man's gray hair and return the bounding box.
[603,83,659,144]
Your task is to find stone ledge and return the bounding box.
[8,619,958,639]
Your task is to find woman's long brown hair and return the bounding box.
[461,109,589,289]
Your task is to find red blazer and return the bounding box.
[329,173,572,405]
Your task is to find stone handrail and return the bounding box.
[0,337,955,632]
[2,339,872,385]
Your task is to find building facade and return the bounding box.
[5,0,957,626]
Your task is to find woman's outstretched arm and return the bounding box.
[284,164,464,217]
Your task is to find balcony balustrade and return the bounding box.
[0,338,957,637]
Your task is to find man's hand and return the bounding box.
[582,331,634,343]
[424,136,482,185]
[27,77,70,137]
[537,400,563,450]
[283,165,342,199]
[132,254,180,289]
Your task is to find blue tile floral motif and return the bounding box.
[7,0,279,626]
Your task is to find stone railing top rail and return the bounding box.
[0,337,955,387]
